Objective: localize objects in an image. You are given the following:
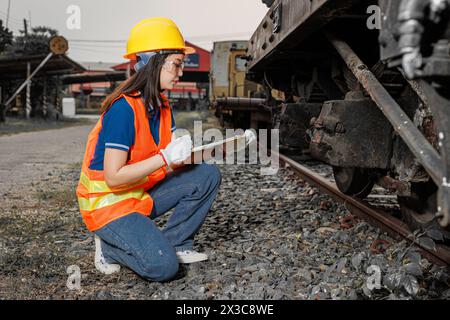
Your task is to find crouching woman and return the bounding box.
[76,17,221,282]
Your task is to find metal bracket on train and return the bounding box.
[418,81,450,227]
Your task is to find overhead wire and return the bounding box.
[0,12,29,30]
[0,10,26,25]
[69,46,122,54]
[0,17,22,30]
[67,31,254,45]
[69,42,124,48]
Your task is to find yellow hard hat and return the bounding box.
[125,17,195,60]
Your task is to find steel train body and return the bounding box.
[216,0,450,232]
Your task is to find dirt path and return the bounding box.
[0,124,95,195]
[0,123,100,298]
[0,111,228,299]
[0,110,217,194]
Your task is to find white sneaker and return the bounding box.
[94,235,121,275]
[176,250,208,264]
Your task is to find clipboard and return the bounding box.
[186,133,248,164]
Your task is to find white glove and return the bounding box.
[160,135,192,166]
[244,130,257,146]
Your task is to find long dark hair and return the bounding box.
[101,53,170,115]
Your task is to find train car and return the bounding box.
[234,0,450,232]
[210,41,250,99]
[209,40,267,128]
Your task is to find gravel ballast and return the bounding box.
[0,160,449,300]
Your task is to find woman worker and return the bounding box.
[76,17,222,282]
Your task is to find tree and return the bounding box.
[4,26,58,56]
[0,19,13,54]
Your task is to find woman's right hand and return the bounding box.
[160,135,192,167]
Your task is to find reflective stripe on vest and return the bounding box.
[78,189,150,211]
[79,171,149,194]
[76,92,172,232]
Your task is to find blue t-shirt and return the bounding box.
[89,97,176,170]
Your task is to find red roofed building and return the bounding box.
[69,62,119,111]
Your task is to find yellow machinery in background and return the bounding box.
[210,41,268,128]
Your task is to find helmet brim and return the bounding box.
[124,46,196,60]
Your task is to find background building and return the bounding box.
[112,41,211,111]
[69,62,117,112]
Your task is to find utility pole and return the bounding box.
[23,19,28,36]
[6,0,11,29]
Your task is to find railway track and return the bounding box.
[272,149,450,266]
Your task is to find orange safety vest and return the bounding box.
[76,93,172,232]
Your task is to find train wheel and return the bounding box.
[332,167,374,199]
[397,181,444,231]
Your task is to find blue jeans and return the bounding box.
[94,163,222,282]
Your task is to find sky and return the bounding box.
[1,0,269,64]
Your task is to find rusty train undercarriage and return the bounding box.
[216,0,450,235]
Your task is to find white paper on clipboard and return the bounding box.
[192,134,247,153]
[187,133,248,163]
